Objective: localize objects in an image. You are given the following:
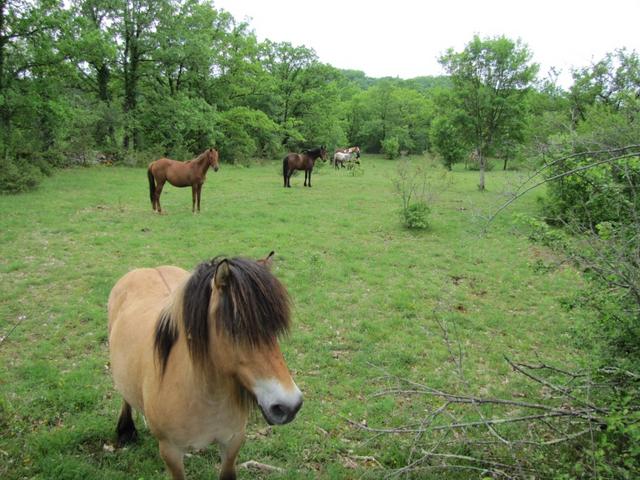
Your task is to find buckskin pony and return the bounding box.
[107,252,303,480]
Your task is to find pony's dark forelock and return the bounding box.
[214,257,291,346]
[154,256,291,375]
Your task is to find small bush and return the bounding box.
[402,201,430,229]
[393,158,434,230]
[381,136,400,159]
[0,157,43,194]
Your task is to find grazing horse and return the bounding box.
[282,146,327,188]
[147,148,220,213]
[333,151,360,169]
[108,252,303,480]
[332,146,360,167]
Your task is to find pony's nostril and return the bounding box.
[270,404,287,420]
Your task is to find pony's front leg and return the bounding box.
[307,169,312,187]
[159,441,186,480]
[191,185,197,213]
[218,431,245,480]
[196,184,203,212]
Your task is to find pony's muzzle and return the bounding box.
[213,166,219,172]
[254,379,303,425]
[263,396,303,425]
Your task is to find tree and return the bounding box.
[439,35,538,190]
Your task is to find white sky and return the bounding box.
[213,0,640,88]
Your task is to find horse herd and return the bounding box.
[112,145,359,479]
[147,145,361,213]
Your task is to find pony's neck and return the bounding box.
[194,153,210,174]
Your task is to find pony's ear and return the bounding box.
[258,251,275,269]
[214,260,230,289]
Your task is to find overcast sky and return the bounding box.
[213,0,640,87]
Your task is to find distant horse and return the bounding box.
[108,252,303,480]
[283,146,327,187]
[332,146,360,167]
[147,148,220,213]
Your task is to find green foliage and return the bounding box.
[543,153,640,228]
[393,158,433,229]
[217,107,280,164]
[0,157,43,194]
[439,35,538,189]
[430,115,467,170]
[401,201,430,229]
[381,136,400,159]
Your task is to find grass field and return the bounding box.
[0,156,590,479]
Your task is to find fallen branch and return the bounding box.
[238,460,284,473]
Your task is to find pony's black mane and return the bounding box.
[154,256,291,375]
[303,146,324,156]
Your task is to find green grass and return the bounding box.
[0,155,590,478]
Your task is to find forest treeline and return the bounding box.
[2,0,638,193]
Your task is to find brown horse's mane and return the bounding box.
[154,257,291,376]
[303,146,323,156]
[187,150,210,164]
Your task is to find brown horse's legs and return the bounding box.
[307,169,312,187]
[115,400,137,447]
[155,180,166,213]
[191,185,196,213]
[196,184,202,212]
[159,440,186,480]
[218,431,245,480]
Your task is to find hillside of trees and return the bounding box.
[1,0,636,192]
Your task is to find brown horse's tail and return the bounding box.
[147,165,155,205]
[282,156,288,179]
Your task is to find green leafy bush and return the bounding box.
[381,136,400,159]
[401,201,430,229]
[429,116,467,170]
[0,157,43,194]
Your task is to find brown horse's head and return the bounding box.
[155,253,302,425]
[207,148,220,172]
[320,145,328,162]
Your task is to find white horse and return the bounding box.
[332,146,361,168]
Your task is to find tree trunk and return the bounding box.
[503,157,508,171]
[478,154,486,191]
[0,0,8,157]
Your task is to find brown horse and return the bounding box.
[108,252,302,480]
[282,146,327,187]
[147,148,220,213]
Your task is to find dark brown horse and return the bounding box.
[283,146,327,188]
[147,148,220,213]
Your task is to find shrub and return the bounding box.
[381,136,400,159]
[393,158,433,229]
[0,157,43,194]
[429,116,467,170]
[401,201,430,229]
